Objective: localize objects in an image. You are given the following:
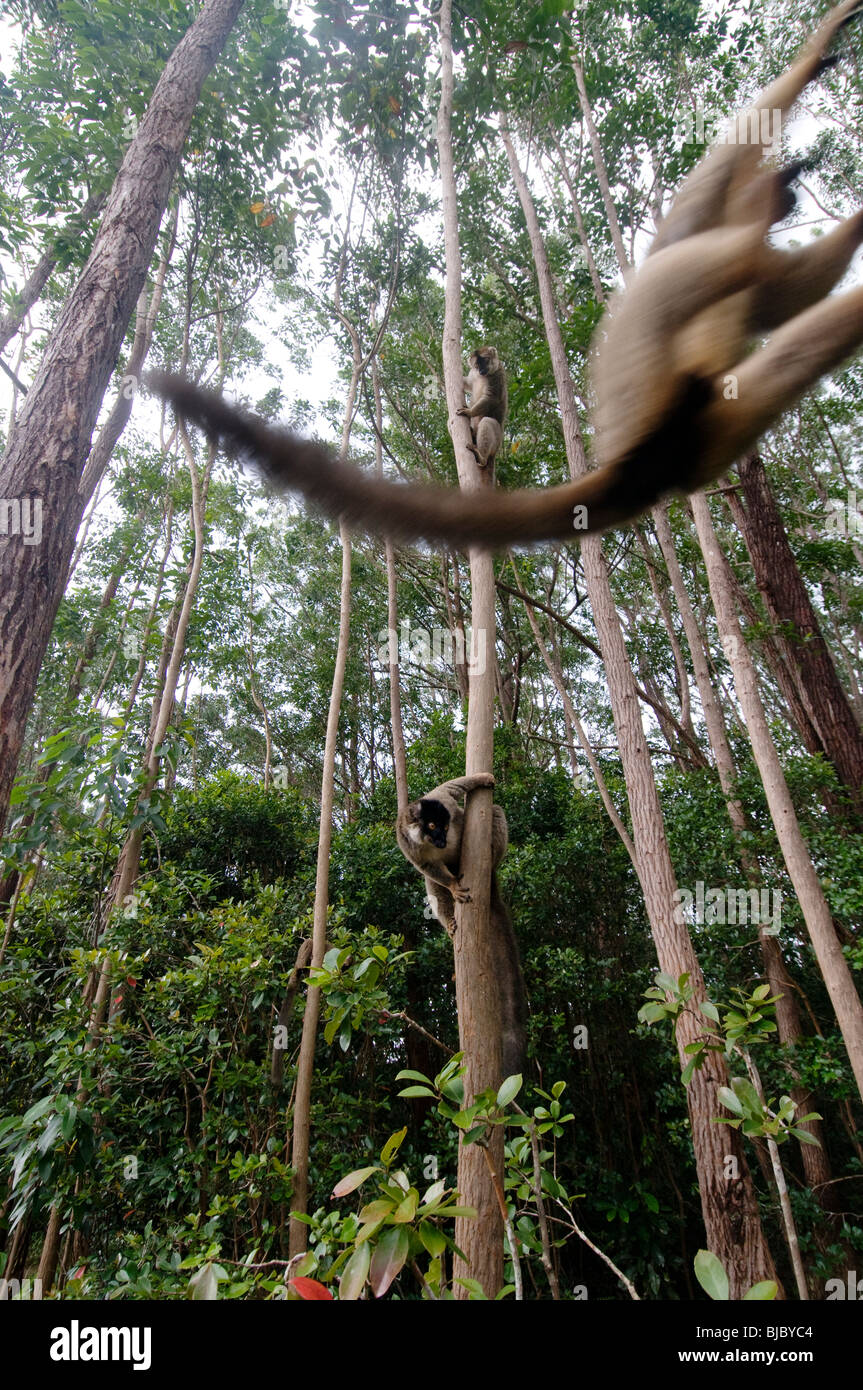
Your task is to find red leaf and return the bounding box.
[289,1277,333,1301]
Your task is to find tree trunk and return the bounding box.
[289,314,362,1251]
[0,0,245,829]
[512,567,637,868]
[501,115,780,1297]
[634,529,698,749]
[732,454,863,807]
[691,493,863,1102]
[653,504,835,1200]
[36,1204,62,1291]
[102,428,213,932]
[374,359,408,811]
[78,200,179,506]
[270,938,313,1088]
[288,521,351,1259]
[0,190,107,355]
[436,0,507,1300]
[569,52,630,273]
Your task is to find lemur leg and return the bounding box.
[703,284,863,469]
[752,210,863,331]
[426,881,457,937]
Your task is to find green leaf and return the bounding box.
[743,1280,778,1301]
[418,1221,447,1257]
[356,1219,385,1246]
[380,1128,407,1165]
[638,1003,668,1023]
[462,1124,488,1144]
[789,1128,822,1146]
[717,1086,744,1116]
[731,1077,762,1114]
[392,1189,418,1223]
[496,1074,522,1107]
[369,1224,409,1298]
[332,1166,378,1198]
[358,1199,396,1223]
[454,1276,487,1299]
[694,1249,729,1301]
[681,1056,699,1086]
[21,1097,54,1128]
[188,1262,220,1301]
[339,1243,371,1301]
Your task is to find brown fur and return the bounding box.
[457,345,507,468]
[396,775,526,1077]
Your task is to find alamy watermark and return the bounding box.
[0,1277,43,1299]
[673,881,783,935]
[822,489,863,537]
[673,105,783,151]
[826,1270,863,1299]
[377,622,487,675]
[0,497,42,545]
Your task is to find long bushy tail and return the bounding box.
[146,371,624,547]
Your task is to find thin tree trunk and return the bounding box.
[374,359,408,810]
[569,52,630,273]
[36,1204,62,1291]
[65,517,145,703]
[634,529,697,745]
[0,190,107,354]
[546,131,606,303]
[4,1210,32,1282]
[90,521,165,710]
[0,0,246,830]
[731,455,863,806]
[510,562,638,869]
[78,200,179,506]
[288,520,351,1257]
[444,553,470,702]
[289,308,362,1250]
[103,428,213,927]
[437,0,506,1300]
[691,492,863,1102]
[723,555,827,761]
[119,499,175,716]
[501,115,780,1297]
[246,549,273,790]
[271,938,313,1088]
[653,504,834,1197]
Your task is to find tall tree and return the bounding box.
[500,110,780,1298]
[0,0,246,828]
[437,0,511,1300]
[729,454,863,808]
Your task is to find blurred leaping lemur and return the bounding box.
[149,2,863,549]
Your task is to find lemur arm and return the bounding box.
[433,773,495,801]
